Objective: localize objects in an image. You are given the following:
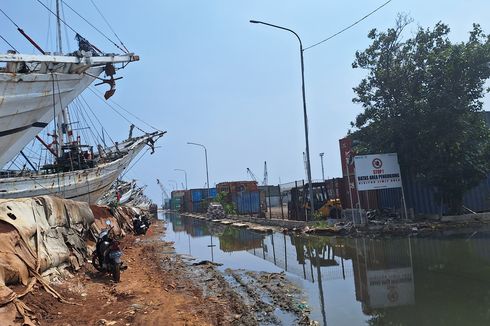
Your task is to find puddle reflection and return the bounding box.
[164,213,490,326]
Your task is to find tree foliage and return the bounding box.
[351,15,490,214]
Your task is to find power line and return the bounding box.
[304,0,392,51]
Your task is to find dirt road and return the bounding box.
[20,221,238,326]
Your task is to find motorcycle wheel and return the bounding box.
[112,264,121,282]
[92,255,103,272]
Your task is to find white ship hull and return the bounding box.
[0,67,103,168]
[0,138,148,204]
[0,52,139,168]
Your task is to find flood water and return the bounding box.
[161,212,490,326]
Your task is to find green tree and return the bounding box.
[216,191,236,215]
[351,15,490,214]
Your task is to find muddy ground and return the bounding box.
[10,219,312,325]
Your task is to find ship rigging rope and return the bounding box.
[0,34,19,52]
[80,99,111,147]
[88,87,147,134]
[74,101,100,147]
[71,100,100,147]
[45,0,53,50]
[77,95,108,144]
[0,8,20,28]
[9,159,63,197]
[35,0,101,53]
[89,86,164,133]
[61,0,127,53]
[61,2,71,52]
[119,147,151,180]
[89,0,129,53]
[79,94,117,146]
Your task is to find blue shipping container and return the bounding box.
[233,191,260,214]
[190,188,217,201]
[208,188,217,199]
[191,189,203,202]
[192,201,204,213]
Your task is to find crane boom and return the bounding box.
[156,178,170,199]
[246,168,258,182]
[262,161,268,186]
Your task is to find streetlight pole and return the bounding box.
[250,20,314,220]
[187,142,210,199]
[174,168,188,190]
[319,153,325,182]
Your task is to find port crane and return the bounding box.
[246,161,268,186]
[246,168,258,183]
[156,178,170,208]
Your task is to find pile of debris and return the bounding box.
[304,215,490,238]
[207,203,226,219]
[0,196,151,325]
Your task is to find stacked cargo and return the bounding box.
[170,190,185,211]
[217,181,260,215]
[216,181,258,193]
[181,188,217,213]
[233,191,260,214]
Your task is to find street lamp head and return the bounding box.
[320,152,324,157]
[249,20,260,24]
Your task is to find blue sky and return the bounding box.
[2,0,489,202]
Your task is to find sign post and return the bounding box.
[354,153,407,219]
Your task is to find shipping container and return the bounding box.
[192,201,205,213]
[170,198,181,211]
[208,188,217,199]
[171,190,186,199]
[217,181,258,194]
[232,191,260,215]
[181,190,191,212]
[188,188,218,202]
[191,189,203,202]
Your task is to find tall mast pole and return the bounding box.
[55,0,64,156]
[55,0,74,149]
[55,0,62,54]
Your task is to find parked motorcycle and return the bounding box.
[132,214,150,235]
[92,220,124,282]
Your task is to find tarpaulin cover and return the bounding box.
[0,196,94,308]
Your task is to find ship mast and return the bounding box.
[55,0,62,54]
[55,0,74,158]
